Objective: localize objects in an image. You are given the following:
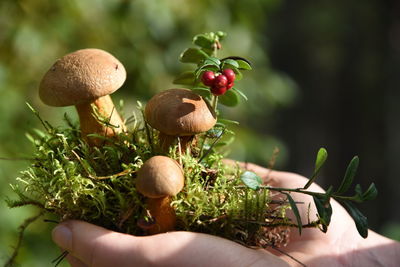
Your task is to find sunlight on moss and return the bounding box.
[7,106,289,250]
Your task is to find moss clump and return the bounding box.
[8,106,289,247]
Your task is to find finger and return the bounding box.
[52,220,145,266]
[52,220,290,267]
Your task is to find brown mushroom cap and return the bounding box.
[39,48,126,107]
[136,155,184,198]
[145,88,216,136]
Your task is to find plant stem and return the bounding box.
[211,95,218,113]
[5,211,44,267]
[199,136,207,159]
[261,186,325,197]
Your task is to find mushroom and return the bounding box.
[136,155,184,234]
[39,48,126,146]
[145,88,216,152]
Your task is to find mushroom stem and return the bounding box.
[158,133,193,153]
[146,196,176,234]
[75,95,126,145]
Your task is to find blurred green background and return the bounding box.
[1,0,399,265]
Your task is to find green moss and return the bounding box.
[8,105,289,248]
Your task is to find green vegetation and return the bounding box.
[1,0,396,266]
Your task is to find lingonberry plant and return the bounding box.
[173,31,377,238]
[173,31,251,111]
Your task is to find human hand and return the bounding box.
[52,220,289,267]
[52,162,399,267]
[239,162,400,267]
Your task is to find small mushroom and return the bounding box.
[145,88,216,152]
[39,48,126,145]
[136,155,184,234]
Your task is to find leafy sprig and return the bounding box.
[173,32,251,110]
[240,148,377,238]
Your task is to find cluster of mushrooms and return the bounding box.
[39,48,217,234]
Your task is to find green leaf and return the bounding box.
[173,71,196,85]
[193,34,214,49]
[355,184,363,196]
[217,118,240,125]
[284,193,302,235]
[180,48,209,64]
[362,183,378,201]
[342,201,369,238]
[191,87,211,98]
[240,171,262,190]
[237,59,252,70]
[313,195,332,232]
[222,59,239,69]
[304,148,328,189]
[231,87,248,101]
[336,156,359,194]
[348,184,364,203]
[219,89,239,107]
[204,57,221,66]
[233,68,243,81]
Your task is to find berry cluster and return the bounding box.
[201,69,236,96]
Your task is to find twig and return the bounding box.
[4,211,45,267]
[265,147,280,181]
[71,149,136,180]
[177,137,183,166]
[93,169,136,180]
[7,200,46,209]
[52,250,69,267]
[198,128,225,163]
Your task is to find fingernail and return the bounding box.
[52,224,72,251]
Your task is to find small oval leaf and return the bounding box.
[304,148,328,189]
[343,201,369,238]
[219,89,240,107]
[336,156,359,194]
[285,193,302,235]
[222,59,239,69]
[313,195,332,230]
[193,34,214,49]
[362,183,378,201]
[231,87,248,101]
[173,71,196,85]
[237,59,252,70]
[240,171,262,190]
[180,48,209,64]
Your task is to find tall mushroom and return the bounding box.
[136,155,184,234]
[39,48,126,146]
[145,88,216,152]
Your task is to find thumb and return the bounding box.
[52,220,145,266]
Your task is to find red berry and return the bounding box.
[213,74,228,88]
[201,71,215,86]
[227,82,234,90]
[222,69,236,83]
[211,85,227,96]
